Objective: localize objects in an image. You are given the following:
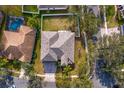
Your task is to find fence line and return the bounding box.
[41,13,80,37]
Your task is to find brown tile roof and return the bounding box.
[1,26,36,62]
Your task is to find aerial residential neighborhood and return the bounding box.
[0,5,124,88]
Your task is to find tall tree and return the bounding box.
[28,76,43,88]
[27,15,40,30]
[97,34,124,87]
[81,6,98,39]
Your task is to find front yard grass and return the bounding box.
[42,15,77,32]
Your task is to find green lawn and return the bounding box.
[42,15,77,32]
[23,5,39,13]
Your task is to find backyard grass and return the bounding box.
[0,5,22,16]
[23,5,39,13]
[42,16,77,32]
[33,35,44,74]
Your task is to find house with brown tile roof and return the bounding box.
[0,26,36,62]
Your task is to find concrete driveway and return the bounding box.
[43,62,57,88]
[43,73,56,88]
[13,77,28,88]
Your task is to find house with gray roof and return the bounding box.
[41,31,75,66]
[38,5,68,10]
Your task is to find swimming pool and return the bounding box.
[7,17,24,32]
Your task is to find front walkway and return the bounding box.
[43,73,56,88]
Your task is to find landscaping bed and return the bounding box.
[23,5,39,14]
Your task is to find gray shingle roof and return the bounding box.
[41,31,75,65]
[38,5,68,10]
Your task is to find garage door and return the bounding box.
[43,62,57,73]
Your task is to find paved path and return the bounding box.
[83,32,90,76]
[6,67,80,88]
[103,6,108,35]
[13,77,28,88]
[43,73,56,88]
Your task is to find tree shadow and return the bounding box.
[95,59,116,88]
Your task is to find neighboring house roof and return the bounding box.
[0,11,3,26]
[1,26,36,62]
[41,31,75,65]
[120,25,124,35]
[87,5,100,17]
[96,27,120,39]
[38,5,68,10]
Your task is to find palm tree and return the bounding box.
[62,65,72,75]
[28,76,43,88]
[12,60,21,70]
[21,63,34,77]
[27,15,40,30]
[97,34,124,87]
